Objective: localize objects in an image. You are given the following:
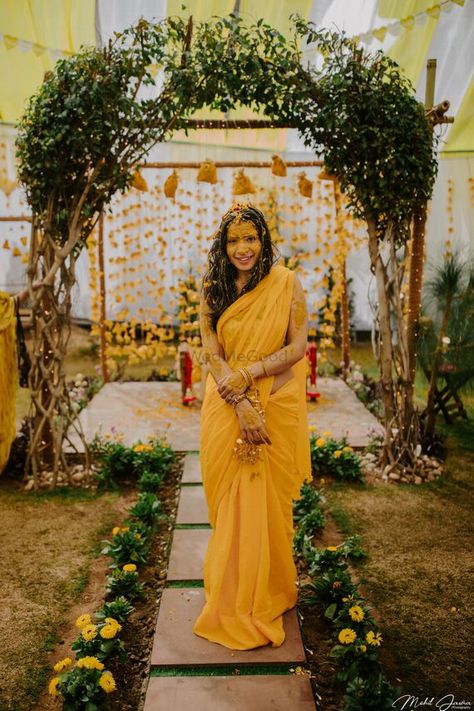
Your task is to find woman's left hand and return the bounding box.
[216,371,247,404]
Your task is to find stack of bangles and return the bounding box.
[229,362,269,408]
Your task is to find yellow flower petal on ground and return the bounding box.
[81,623,97,641]
[53,657,72,672]
[338,628,357,644]
[349,605,365,622]
[76,656,104,670]
[48,677,60,696]
[99,671,117,693]
[123,563,137,573]
[75,613,92,629]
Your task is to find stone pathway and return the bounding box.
[69,378,383,451]
[143,453,317,711]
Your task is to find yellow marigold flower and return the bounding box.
[358,644,367,653]
[333,450,342,459]
[75,613,92,629]
[81,623,97,642]
[100,624,118,639]
[326,546,338,552]
[349,605,365,622]
[53,657,72,673]
[122,527,129,532]
[76,656,104,670]
[342,446,353,453]
[366,630,383,646]
[112,527,121,536]
[308,425,317,433]
[99,671,117,694]
[123,563,137,573]
[315,437,326,447]
[48,676,60,696]
[338,628,357,644]
[133,444,144,452]
[322,431,332,436]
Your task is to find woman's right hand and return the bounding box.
[235,399,272,446]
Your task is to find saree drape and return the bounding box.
[193,265,311,650]
[0,293,17,474]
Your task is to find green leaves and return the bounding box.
[15,14,436,253]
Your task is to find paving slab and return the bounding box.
[67,382,201,451]
[181,454,202,483]
[307,377,384,447]
[150,588,305,666]
[176,485,209,524]
[66,377,382,453]
[144,674,316,710]
[167,528,211,581]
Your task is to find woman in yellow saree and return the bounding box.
[193,203,312,651]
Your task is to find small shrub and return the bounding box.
[96,597,135,625]
[101,523,150,568]
[90,435,176,489]
[72,617,125,663]
[310,433,364,483]
[137,469,165,492]
[129,491,166,527]
[49,657,116,709]
[105,567,144,601]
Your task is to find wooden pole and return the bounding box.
[332,179,351,377]
[143,160,324,169]
[406,59,437,398]
[98,212,109,384]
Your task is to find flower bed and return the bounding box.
[293,478,401,710]
[47,435,181,710]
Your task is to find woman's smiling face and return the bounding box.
[226,221,262,276]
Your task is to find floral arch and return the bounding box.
[15,14,438,483]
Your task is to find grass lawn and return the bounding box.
[0,486,128,711]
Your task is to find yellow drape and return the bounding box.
[0,0,96,123]
[193,264,311,650]
[0,292,17,474]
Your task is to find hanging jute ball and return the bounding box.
[131,170,148,192]
[164,170,179,199]
[197,159,217,184]
[232,169,256,195]
[298,172,313,198]
[271,154,287,177]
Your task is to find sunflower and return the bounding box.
[99,671,117,694]
[338,628,357,644]
[349,605,365,622]
[366,630,383,646]
[75,613,92,629]
[53,657,72,673]
[81,623,97,642]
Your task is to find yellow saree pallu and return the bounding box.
[193,265,311,650]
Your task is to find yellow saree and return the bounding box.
[193,264,311,650]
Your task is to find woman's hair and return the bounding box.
[202,204,280,331]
